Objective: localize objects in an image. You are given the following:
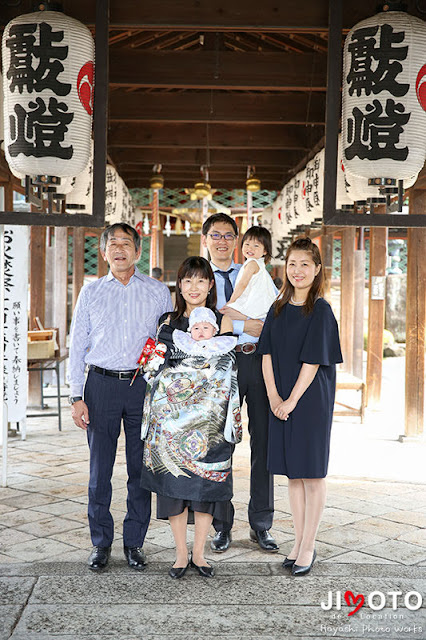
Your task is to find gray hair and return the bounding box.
[100,223,141,252]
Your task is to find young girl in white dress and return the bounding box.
[225,226,277,319]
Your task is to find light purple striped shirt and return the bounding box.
[68,267,173,396]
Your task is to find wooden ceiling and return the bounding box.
[3,1,426,193]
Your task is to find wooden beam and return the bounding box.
[0,0,417,31]
[366,207,388,408]
[109,91,327,125]
[72,228,86,312]
[321,226,333,301]
[404,189,426,438]
[113,148,305,168]
[108,123,322,150]
[109,51,327,90]
[340,227,355,374]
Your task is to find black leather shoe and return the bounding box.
[88,546,111,570]
[190,555,215,578]
[124,546,147,570]
[292,549,317,576]
[282,556,296,569]
[169,563,189,579]
[249,529,279,552]
[210,530,231,553]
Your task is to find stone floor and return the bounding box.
[1,357,426,639]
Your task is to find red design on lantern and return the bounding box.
[416,64,426,112]
[77,62,94,115]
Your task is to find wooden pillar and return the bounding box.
[366,208,388,408]
[28,225,47,406]
[340,227,356,374]
[53,227,68,356]
[97,231,108,278]
[322,226,334,301]
[404,189,426,437]
[353,230,366,380]
[158,217,164,273]
[30,226,46,328]
[72,227,85,310]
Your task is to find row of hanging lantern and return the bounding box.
[264,5,426,265]
[2,7,95,211]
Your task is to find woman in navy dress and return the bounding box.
[258,237,342,576]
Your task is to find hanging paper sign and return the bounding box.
[342,11,426,180]
[303,149,325,220]
[2,10,94,178]
[3,226,29,422]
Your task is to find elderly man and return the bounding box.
[69,223,172,570]
[201,213,278,554]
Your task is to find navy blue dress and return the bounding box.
[257,298,343,479]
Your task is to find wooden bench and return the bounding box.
[334,372,366,423]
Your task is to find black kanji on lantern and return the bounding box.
[347,23,409,97]
[8,96,74,159]
[274,240,286,261]
[345,98,410,161]
[6,22,71,95]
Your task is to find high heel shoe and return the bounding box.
[282,556,296,569]
[190,553,215,577]
[292,549,317,576]
[169,562,189,579]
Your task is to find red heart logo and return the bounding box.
[344,590,365,616]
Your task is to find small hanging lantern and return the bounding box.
[2,8,95,181]
[342,9,426,182]
[185,219,191,237]
[150,173,164,190]
[194,179,211,199]
[246,170,261,192]
[105,164,120,225]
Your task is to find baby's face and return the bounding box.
[190,322,216,341]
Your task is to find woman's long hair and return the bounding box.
[173,256,217,319]
[274,237,324,316]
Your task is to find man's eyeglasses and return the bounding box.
[207,232,237,242]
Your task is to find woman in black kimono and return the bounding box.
[258,237,342,576]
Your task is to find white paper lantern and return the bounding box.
[65,140,93,212]
[2,10,94,178]
[0,72,4,151]
[105,164,120,225]
[293,171,309,228]
[342,10,426,181]
[302,149,325,219]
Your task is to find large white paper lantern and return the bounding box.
[342,10,426,181]
[2,10,94,178]
[293,171,308,227]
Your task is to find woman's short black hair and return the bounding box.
[241,226,272,264]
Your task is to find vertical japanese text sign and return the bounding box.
[2,10,94,179]
[342,11,426,181]
[3,227,29,422]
